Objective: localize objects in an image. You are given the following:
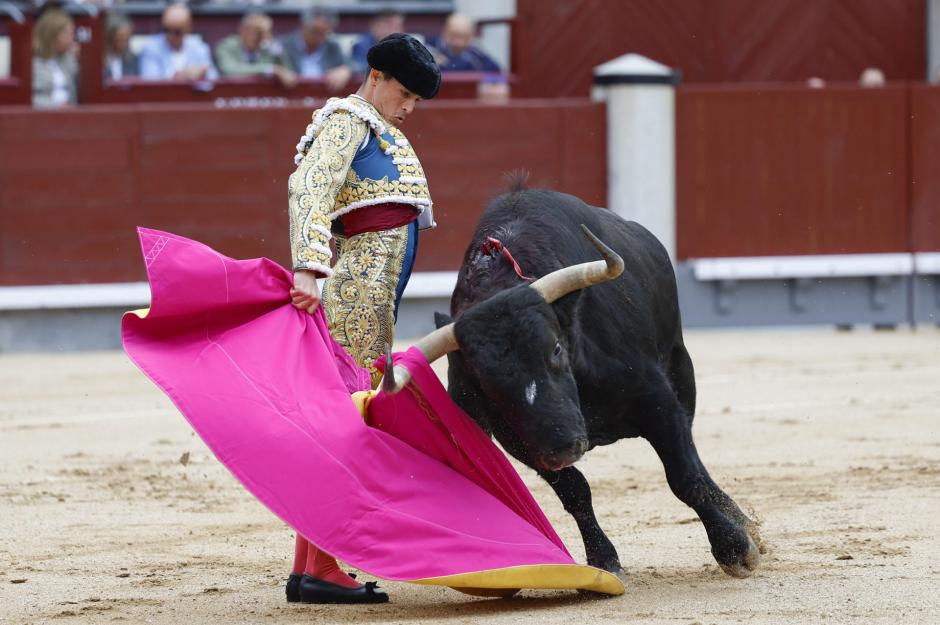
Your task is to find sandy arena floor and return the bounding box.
[1,328,939,625]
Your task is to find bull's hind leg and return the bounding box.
[667,341,696,420]
[538,466,624,577]
[637,378,761,577]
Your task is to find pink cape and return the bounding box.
[121,228,623,594]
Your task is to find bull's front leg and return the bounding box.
[538,466,624,578]
[637,382,762,578]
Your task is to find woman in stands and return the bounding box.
[32,8,78,108]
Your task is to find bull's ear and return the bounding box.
[434,312,453,329]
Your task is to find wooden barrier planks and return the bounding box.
[513,0,926,98]
[675,84,911,259]
[4,85,935,287]
[410,99,607,271]
[911,85,940,252]
[0,99,607,285]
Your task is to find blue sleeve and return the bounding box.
[472,48,502,73]
[138,41,163,79]
[195,40,219,80]
[351,37,369,73]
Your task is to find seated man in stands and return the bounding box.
[139,3,218,81]
[350,7,404,74]
[280,6,351,92]
[428,13,508,100]
[215,12,296,89]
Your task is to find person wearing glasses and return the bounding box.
[139,3,218,81]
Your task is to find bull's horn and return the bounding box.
[382,323,458,394]
[530,224,624,303]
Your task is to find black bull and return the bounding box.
[389,187,763,579]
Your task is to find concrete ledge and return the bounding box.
[0,272,460,312]
[677,263,912,328]
[914,252,940,274]
[693,253,915,281]
[5,257,940,351]
[0,273,459,352]
[0,282,151,311]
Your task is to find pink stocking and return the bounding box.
[305,544,360,589]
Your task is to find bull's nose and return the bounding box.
[539,438,588,471]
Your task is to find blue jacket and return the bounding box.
[350,34,375,74]
[428,37,502,75]
[279,31,349,77]
[139,33,219,80]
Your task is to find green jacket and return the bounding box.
[214,35,288,77]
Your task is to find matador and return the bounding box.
[284,33,441,605]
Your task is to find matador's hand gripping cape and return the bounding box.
[121,228,624,596]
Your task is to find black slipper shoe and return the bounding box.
[286,573,302,603]
[299,573,389,604]
[287,572,358,603]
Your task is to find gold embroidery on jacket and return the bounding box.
[323,224,410,387]
[332,121,431,213]
[288,110,367,272]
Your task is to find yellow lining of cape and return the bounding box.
[412,564,625,595]
[130,308,150,318]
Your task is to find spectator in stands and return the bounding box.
[215,12,297,89]
[139,3,218,81]
[429,13,500,73]
[258,14,276,49]
[350,7,404,74]
[280,6,351,92]
[104,14,138,81]
[428,13,508,101]
[32,7,78,108]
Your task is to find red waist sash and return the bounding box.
[341,202,417,237]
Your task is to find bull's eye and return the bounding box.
[550,341,564,368]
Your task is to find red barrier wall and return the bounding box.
[911,86,940,252]
[3,87,936,286]
[0,100,606,285]
[514,0,925,97]
[675,84,912,259]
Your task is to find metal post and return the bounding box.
[592,54,681,262]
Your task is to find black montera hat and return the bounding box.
[366,33,441,99]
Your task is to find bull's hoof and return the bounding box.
[588,567,628,584]
[587,553,623,575]
[612,568,629,585]
[716,533,761,578]
[579,561,628,595]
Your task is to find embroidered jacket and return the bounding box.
[288,95,432,276]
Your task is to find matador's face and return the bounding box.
[370,73,421,127]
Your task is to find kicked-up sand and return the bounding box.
[1,327,939,625]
